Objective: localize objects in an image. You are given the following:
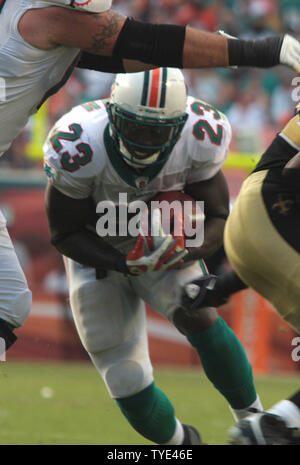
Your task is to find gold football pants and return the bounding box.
[224,169,300,333]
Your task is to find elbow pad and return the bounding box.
[113,17,186,68]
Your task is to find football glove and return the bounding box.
[280,34,300,73]
[126,208,187,275]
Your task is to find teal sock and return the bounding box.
[116,382,177,444]
[188,317,256,409]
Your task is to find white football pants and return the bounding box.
[64,257,205,398]
[0,210,32,328]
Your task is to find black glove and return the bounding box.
[182,274,227,310]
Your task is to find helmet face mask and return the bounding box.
[108,105,187,167]
[107,68,188,169]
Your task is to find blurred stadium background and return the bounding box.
[0,0,299,445]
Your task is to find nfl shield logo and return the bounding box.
[135,177,149,189]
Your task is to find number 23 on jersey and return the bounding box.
[50,123,93,172]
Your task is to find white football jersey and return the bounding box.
[44,96,232,251]
[0,0,81,156]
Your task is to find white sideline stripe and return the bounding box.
[30,303,189,345]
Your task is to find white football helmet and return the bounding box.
[106,68,188,169]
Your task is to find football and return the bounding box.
[145,191,205,248]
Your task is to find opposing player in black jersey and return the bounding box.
[184,103,300,445]
[195,103,300,332]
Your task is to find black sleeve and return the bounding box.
[113,18,185,68]
[228,35,283,68]
[184,171,229,221]
[45,183,129,273]
[45,181,95,245]
[183,171,229,260]
[77,52,125,73]
[253,134,298,172]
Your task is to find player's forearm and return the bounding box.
[66,13,286,68]
[54,230,127,273]
[185,217,226,262]
[20,8,300,71]
[182,28,228,68]
[112,18,292,70]
[183,30,289,69]
[77,52,154,73]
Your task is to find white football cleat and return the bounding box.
[228,411,300,445]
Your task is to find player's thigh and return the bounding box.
[65,259,154,397]
[130,260,207,322]
[0,223,31,327]
[225,172,300,331]
[231,258,300,332]
[66,260,145,353]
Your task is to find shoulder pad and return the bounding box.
[184,96,232,162]
[43,102,108,199]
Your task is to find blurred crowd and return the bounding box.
[1,0,300,169]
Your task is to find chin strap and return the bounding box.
[119,139,160,168]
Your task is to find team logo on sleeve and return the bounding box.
[44,161,56,181]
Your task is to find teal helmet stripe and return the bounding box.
[159,68,167,108]
[141,71,150,106]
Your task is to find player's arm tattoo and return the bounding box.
[87,10,125,54]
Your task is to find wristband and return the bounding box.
[228,35,284,67]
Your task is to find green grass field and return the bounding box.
[0,360,299,445]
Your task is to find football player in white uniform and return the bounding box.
[1,0,300,360]
[43,68,264,445]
